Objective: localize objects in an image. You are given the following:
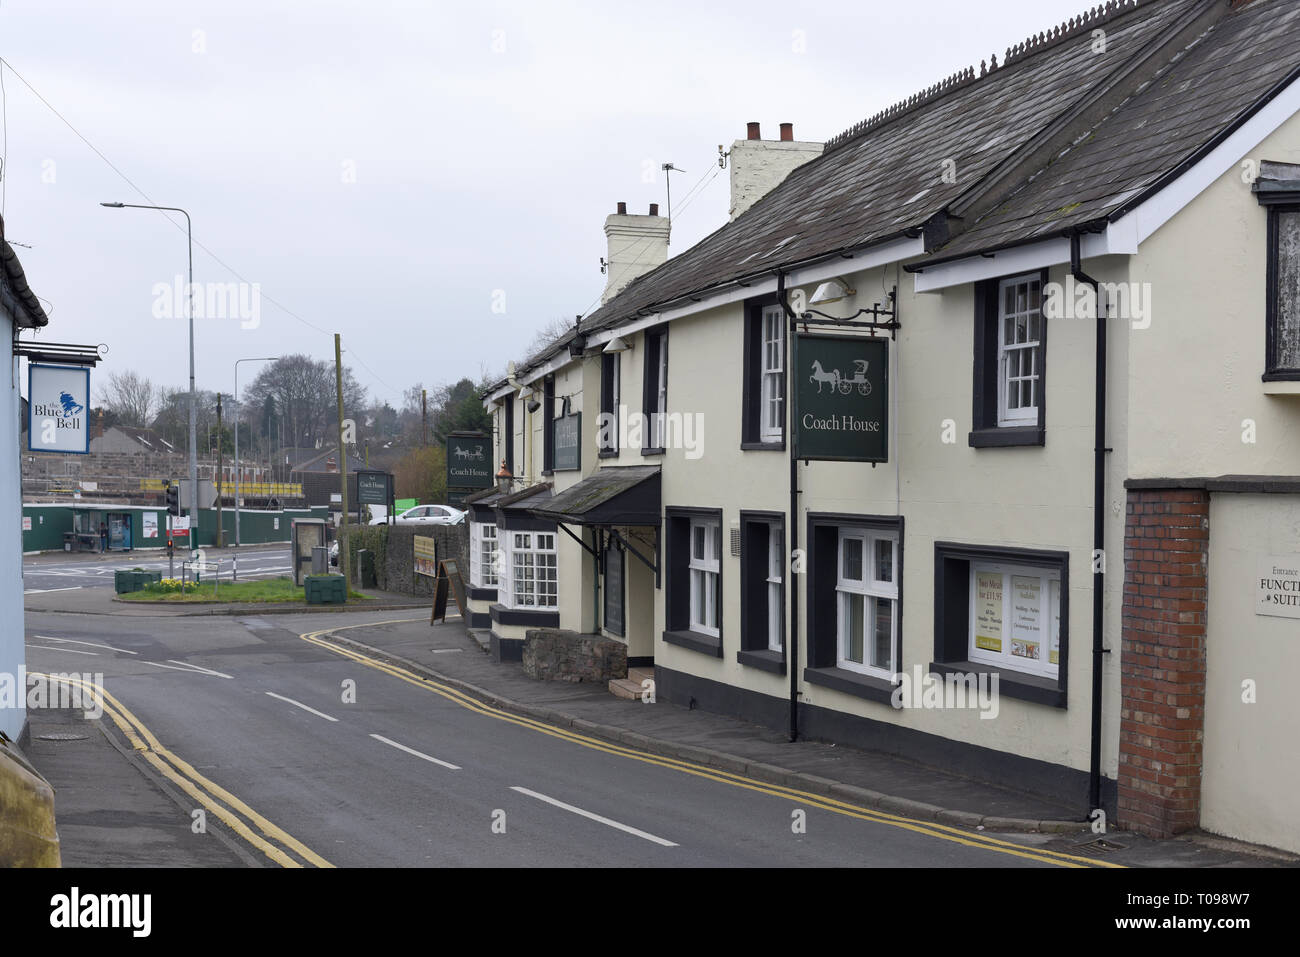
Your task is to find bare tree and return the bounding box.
[101,370,157,428]
[522,315,580,363]
[242,354,367,450]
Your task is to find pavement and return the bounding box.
[24,707,254,867]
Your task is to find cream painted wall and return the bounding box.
[1202,493,1300,854]
[652,258,1132,781]
[1130,110,1300,479]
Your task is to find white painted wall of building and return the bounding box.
[1,314,27,740]
[1129,110,1300,479]
[1202,492,1300,854]
[645,255,1132,780]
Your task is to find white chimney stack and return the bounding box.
[602,201,670,303]
[728,121,823,221]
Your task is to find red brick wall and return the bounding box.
[1118,488,1210,838]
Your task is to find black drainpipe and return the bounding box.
[1071,231,1108,814]
[777,268,799,742]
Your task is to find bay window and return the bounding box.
[470,521,499,588]
[502,530,557,609]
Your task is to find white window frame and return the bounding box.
[760,304,785,442]
[688,518,721,638]
[470,521,498,588]
[507,530,558,610]
[996,273,1043,427]
[835,528,898,678]
[766,525,783,652]
[967,561,1060,679]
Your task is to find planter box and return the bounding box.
[304,574,347,605]
[114,570,162,594]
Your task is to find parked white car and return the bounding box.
[371,504,465,526]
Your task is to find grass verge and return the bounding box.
[119,575,372,604]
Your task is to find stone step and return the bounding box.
[608,678,643,700]
[628,667,654,685]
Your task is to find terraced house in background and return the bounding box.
[475,0,1300,856]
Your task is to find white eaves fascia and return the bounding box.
[519,350,578,387]
[913,73,1300,294]
[585,234,926,346]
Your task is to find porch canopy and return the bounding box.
[528,465,660,527]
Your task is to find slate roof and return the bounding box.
[529,465,661,526]
[575,0,1203,334]
[494,0,1300,389]
[932,0,1300,259]
[1,214,49,328]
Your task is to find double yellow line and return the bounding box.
[303,621,1122,869]
[34,672,331,869]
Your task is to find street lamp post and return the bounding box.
[233,356,278,581]
[101,202,198,551]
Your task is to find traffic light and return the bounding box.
[165,482,179,516]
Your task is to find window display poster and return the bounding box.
[1010,575,1042,661]
[1049,579,1061,665]
[974,570,1003,652]
[143,512,158,539]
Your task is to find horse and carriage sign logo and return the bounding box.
[28,363,91,454]
[794,334,889,463]
[446,432,492,489]
[808,358,873,397]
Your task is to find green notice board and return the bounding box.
[793,334,889,462]
[356,470,390,506]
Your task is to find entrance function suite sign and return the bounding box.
[793,334,888,462]
[28,363,90,454]
[1258,554,1300,620]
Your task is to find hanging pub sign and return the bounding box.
[28,363,91,454]
[793,334,888,462]
[553,413,581,472]
[446,432,492,489]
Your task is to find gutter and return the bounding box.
[1070,230,1110,816]
[777,268,800,743]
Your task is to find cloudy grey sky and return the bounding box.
[3,0,1097,411]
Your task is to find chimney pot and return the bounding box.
[616,201,627,215]
[780,122,793,142]
[746,121,761,140]
[649,203,659,216]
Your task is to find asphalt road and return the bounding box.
[21,608,1102,868]
[22,548,292,593]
